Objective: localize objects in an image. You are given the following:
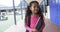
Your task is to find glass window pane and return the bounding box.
[0,0,15,32]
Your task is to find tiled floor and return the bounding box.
[43,18,60,32]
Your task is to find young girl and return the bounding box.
[25,1,45,32]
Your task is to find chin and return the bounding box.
[35,11,38,13]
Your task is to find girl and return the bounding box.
[25,1,45,32]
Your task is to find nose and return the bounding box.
[35,7,38,10]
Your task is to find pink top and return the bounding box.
[30,15,39,29]
[25,15,45,32]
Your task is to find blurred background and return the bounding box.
[0,0,60,32]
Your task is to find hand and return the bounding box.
[32,29,38,32]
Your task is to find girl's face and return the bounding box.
[30,3,39,14]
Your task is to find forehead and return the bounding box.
[31,3,38,6]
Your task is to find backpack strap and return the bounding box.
[36,18,43,30]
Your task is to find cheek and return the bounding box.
[30,7,34,11]
[34,9,39,12]
[32,7,34,10]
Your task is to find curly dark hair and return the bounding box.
[25,1,44,20]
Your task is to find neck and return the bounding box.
[31,13,38,16]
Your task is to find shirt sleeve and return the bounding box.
[25,17,33,31]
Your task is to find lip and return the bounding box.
[34,10,38,11]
